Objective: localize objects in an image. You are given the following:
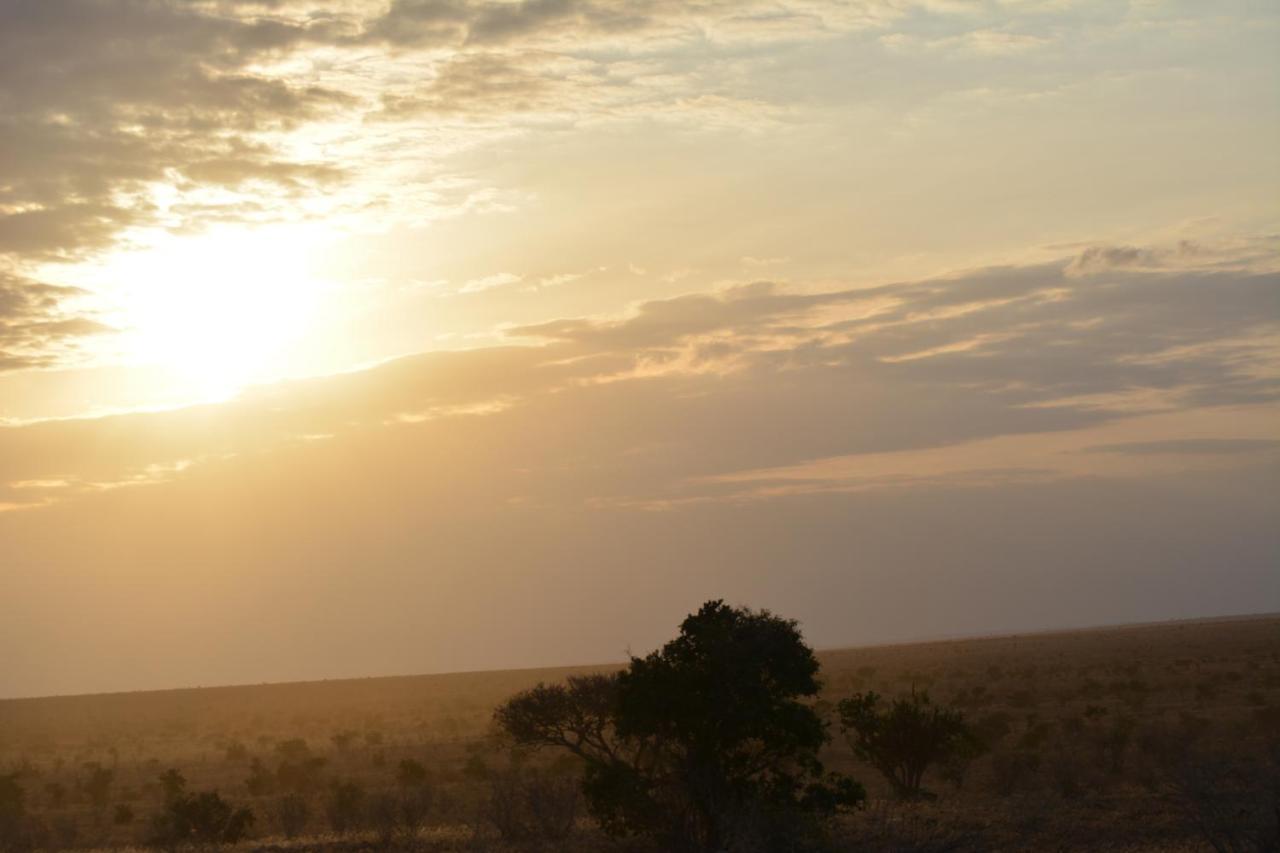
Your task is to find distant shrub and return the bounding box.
[973,711,1013,745]
[0,774,26,844]
[396,758,429,788]
[43,781,66,809]
[113,803,135,825]
[1254,705,1280,736]
[990,750,1041,797]
[1007,689,1036,709]
[158,768,185,803]
[275,738,311,762]
[1092,716,1135,776]
[51,814,79,849]
[368,790,400,846]
[463,753,491,781]
[330,730,357,752]
[1167,748,1280,853]
[396,778,432,835]
[245,758,275,797]
[849,799,985,852]
[1046,747,1100,801]
[149,790,255,846]
[273,792,310,839]
[325,780,365,833]
[224,740,249,762]
[1017,719,1054,751]
[839,689,982,800]
[81,762,114,810]
[276,756,327,793]
[483,769,579,844]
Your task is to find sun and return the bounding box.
[88,225,332,401]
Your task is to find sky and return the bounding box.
[1,0,1278,699]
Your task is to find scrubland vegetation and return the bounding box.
[1,611,1277,852]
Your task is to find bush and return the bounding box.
[838,690,982,800]
[273,792,310,839]
[0,774,28,851]
[325,780,365,834]
[277,756,327,794]
[990,750,1041,797]
[158,769,185,803]
[149,790,255,846]
[396,758,428,788]
[245,758,275,797]
[482,769,580,844]
[1166,748,1280,852]
[399,784,434,835]
[367,790,400,846]
[81,762,114,811]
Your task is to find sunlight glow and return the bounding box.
[88,226,333,401]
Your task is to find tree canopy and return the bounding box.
[495,600,863,851]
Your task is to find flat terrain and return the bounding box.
[2,614,1277,851]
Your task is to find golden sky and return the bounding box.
[1,0,1278,697]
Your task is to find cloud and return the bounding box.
[1081,438,1280,456]
[364,0,905,50]
[880,28,1051,56]
[3,241,1275,509]
[0,0,914,372]
[379,53,566,117]
[0,273,111,372]
[460,271,524,293]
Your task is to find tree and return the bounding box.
[496,600,864,851]
[837,689,982,800]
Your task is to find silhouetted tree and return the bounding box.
[838,689,981,800]
[496,600,863,851]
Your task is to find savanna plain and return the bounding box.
[1,613,1276,853]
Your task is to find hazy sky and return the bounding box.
[1,0,1277,698]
